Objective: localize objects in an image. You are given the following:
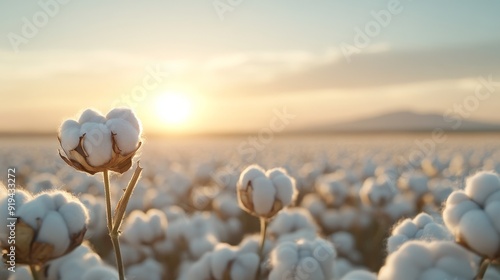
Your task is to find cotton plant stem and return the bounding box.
[103,170,113,233]
[476,258,490,280]
[256,217,268,280]
[258,217,268,259]
[106,164,143,280]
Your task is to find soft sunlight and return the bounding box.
[155,92,192,126]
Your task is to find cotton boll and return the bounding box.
[189,234,217,259]
[443,171,500,258]
[301,193,326,218]
[58,201,89,235]
[80,123,113,166]
[213,193,242,218]
[28,173,60,193]
[465,171,500,205]
[82,267,119,280]
[59,120,81,154]
[379,241,477,280]
[210,247,235,279]
[272,173,296,206]
[36,211,70,256]
[340,270,376,280]
[79,109,106,124]
[238,165,266,190]
[126,258,164,280]
[360,175,396,207]
[251,177,276,215]
[0,189,32,242]
[7,266,32,280]
[230,253,259,280]
[459,210,499,258]
[316,173,349,207]
[106,107,141,133]
[16,198,49,229]
[106,118,140,154]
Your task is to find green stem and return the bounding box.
[476,258,490,280]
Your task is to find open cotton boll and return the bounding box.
[398,172,429,197]
[37,211,70,256]
[268,208,318,241]
[269,239,336,280]
[340,270,376,280]
[316,172,349,207]
[387,213,452,254]
[0,188,32,243]
[80,123,113,166]
[58,201,90,235]
[121,209,167,245]
[78,109,106,124]
[443,171,500,258]
[238,165,266,190]
[59,120,82,154]
[238,164,297,219]
[378,241,477,280]
[106,119,140,154]
[126,258,164,280]
[82,267,119,280]
[359,175,397,207]
[27,173,61,193]
[7,266,32,280]
[106,107,141,133]
[300,193,327,218]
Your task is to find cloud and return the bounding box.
[236,42,500,93]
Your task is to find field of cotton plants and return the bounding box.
[1,109,500,280]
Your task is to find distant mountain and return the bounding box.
[309,111,500,132]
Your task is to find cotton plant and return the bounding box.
[340,270,376,280]
[330,231,362,263]
[268,238,336,280]
[378,241,478,280]
[387,212,452,254]
[58,108,144,280]
[443,171,500,278]
[267,208,318,243]
[237,165,298,258]
[44,243,119,280]
[316,173,350,207]
[180,243,260,280]
[0,189,89,278]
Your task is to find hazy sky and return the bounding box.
[1,1,500,134]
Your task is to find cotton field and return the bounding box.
[2,128,500,279]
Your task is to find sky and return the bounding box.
[0,0,500,134]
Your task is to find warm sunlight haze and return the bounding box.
[155,92,193,128]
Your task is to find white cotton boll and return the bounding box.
[393,219,419,237]
[387,235,408,254]
[127,258,163,280]
[80,123,113,166]
[272,174,296,206]
[251,177,276,215]
[78,108,106,124]
[210,247,234,279]
[82,267,119,280]
[465,171,500,205]
[189,235,217,259]
[16,198,49,230]
[213,194,241,218]
[59,120,81,154]
[485,201,500,232]
[231,253,259,280]
[7,266,32,280]
[36,211,70,256]
[0,189,32,241]
[459,210,499,258]
[148,209,168,238]
[418,268,450,280]
[379,241,477,280]
[398,172,429,196]
[48,191,72,209]
[340,270,376,280]
[443,192,479,229]
[106,107,141,132]
[238,165,266,190]
[331,232,355,254]
[58,201,89,235]
[106,118,140,154]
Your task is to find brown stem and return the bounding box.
[476,258,490,280]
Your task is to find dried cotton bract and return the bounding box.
[237,165,297,219]
[58,108,142,174]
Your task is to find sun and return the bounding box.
[155,92,192,126]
